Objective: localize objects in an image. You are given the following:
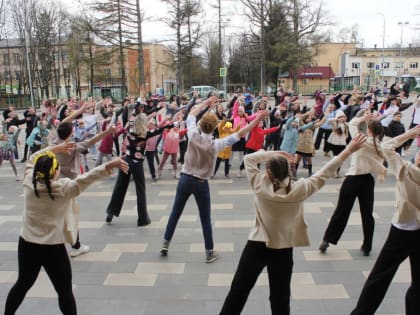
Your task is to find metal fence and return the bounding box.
[0,94,36,110]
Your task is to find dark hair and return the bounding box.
[57,122,73,140]
[368,120,384,158]
[266,156,291,193]
[32,155,56,200]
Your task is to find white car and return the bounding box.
[188,86,225,99]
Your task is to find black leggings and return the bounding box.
[5,237,76,315]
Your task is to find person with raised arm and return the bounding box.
[219,134,367,315]
[4,143,128,315]
[160,97,269,263]
[351,125,420,315]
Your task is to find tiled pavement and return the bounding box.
[0,124,415,314]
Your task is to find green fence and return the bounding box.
[0,94,36,110]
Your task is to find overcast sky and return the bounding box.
[65,0,419,48]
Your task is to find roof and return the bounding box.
[294,66,335,79]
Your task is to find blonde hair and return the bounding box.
[200,112,218,134]
[134,113,148,137]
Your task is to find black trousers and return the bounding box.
[5,237,76,315]
[145,150,156,179]
[322,174,375,252]
[220,241,293,315]
[351,226,420,315]
[214,157,230,176]
[314,128,332,152]
[178,140,188,165]
[106,156,150,225]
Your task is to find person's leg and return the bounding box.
[213,157,221,176]
[306,156,312,177]
[405,229,420,315]
[266,247,294,315]
[158,151,170,175]
[224,159,230,177]
[358,175,375,254]
[163,174,192,244]
[43,244,76,315]
[131,161,150,226]
[145,151,156,179]
[105,156,132,218]
[322,176,358,246]
[323,129,332,153]
[351,226,411,315]
[9,158,18,177]
[113,135,120,157]
[170,153,177,176]
[4,238,42,315]
[192,179,213,251]
[95,151,104,167]
[220,241,267,315]
[314,128,325,151]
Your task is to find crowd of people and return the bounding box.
[1,85,420,314]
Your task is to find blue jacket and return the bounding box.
[280,117,314,154]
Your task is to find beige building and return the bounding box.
[0,39,175,105]
[310,42,420,91]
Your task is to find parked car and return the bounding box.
[188,85,225,99]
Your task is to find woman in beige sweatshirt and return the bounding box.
[4,144,128,315]
[351,125,420,315]
[219,134,367,315]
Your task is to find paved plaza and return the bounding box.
[0,105,416,315]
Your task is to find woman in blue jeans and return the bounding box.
[219,135,367,314]
[160,96,268,263]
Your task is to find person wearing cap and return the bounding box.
[4,143,128,315]
[326,110,349,177]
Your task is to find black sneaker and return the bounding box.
[160,240,170,256]
[319,241,329,254]
[206,250,220,263]
[105,213,113,223]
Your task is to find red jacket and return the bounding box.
[245,126,279,151]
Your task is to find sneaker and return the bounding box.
[236,170,242,178]
[85,165,89,172]
[152,177,158,182]
[225,175,230,179]
[15,176,21,181]
[319,241,329,254]
[20,159,27,163]
[105,213,113,223]
[70,244,90,257]
[206,250,220,263]
[160,240,170,256]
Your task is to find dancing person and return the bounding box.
[219,134,367,315]
[0,123,21,180]
[319,113,386,256]
[160,97,268,263]
[4,143,128,315]
[351,125,420,315]
[105,103,172,226]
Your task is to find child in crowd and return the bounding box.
[213,120,238,178]
[157,115,187,179]
[387,112,406,155]
[26,120,50,154]
[0,123,21,181]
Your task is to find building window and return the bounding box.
[382,62,390,69]
[367,62,375,69]
[13,53,20,65]
[351,62,360,69]
[410,62,418,69]
[3,54,10,65]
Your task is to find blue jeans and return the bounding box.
[164,173,213,250]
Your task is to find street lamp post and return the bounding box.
[397,21,409,76]
[377,12,385,84]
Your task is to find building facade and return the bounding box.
[0,39,175,106]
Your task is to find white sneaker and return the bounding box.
[70,244,90,257]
